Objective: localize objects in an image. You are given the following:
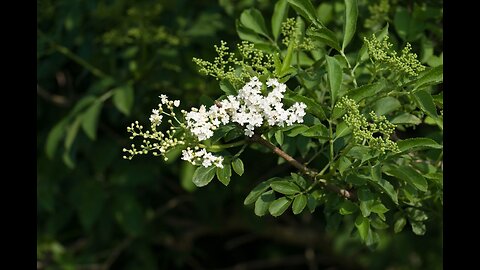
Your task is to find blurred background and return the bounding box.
[37,0,443,269]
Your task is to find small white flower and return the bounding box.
[173,100,180,107]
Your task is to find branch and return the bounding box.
[250,134,356,200]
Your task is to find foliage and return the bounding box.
[38,0,443,269]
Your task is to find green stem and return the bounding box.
[340,50,358,88]
[199,140,247,151]
[328,120,335,173]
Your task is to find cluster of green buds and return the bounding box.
[336,97,399,155]
[193,40,275,87]
[281,18,316,50]
[364,34,425,77]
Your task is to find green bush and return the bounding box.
[38,0,442,269]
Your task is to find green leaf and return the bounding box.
[81,101,103,140]
[275,130,284,145]
[219,80,237,95]
[335,121,351,139]
[413,89,439,119]
[394,216,407,233]
[342,0,358,50]
[113,85,134,116]
[180,162,197,192]
[272,0,289,41]
[371,164,382,181]
[292,194,307,214]
[232,158,245,176]
[391,113,421,125]
[370,164,398,204]
[285,90,326,120]
[192,166,216,187]
[287,0,318,24]
[64,115,82,152]
[286,124,309,137]
[396,137,442,152]
[307,27,341,51]
[216,164,232,186]
[370,202,389,214]
[270,180,301,195]
[411,221,426,235]
[347,82,386,102]
[236,20,268,44]
[355,215,370,241]
[386,166,428,192]
[339,200,357,215]
[326,55,343,105]
[244,178,277,205]
[302,124,329,138]
[269,197,292,217]
[45,119,68,159]
[240,8,270,38]
[412,65,443,90]
[338,156,352,175]
[255,190,276,216]
[307,193,317,213]
[374,96,401,115]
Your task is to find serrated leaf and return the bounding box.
[302,124,329,138]
[81,101,103,140]
[307,27,341,51]
[269,197,292,217]
[412,65,443,90]
[292,194,307,214]
[397,137,442,152]
[374,96,401,115]
[386,166,428,192]
[347,82,386,102]
[342,0,358,50]
[355,215,370,241]
[216,164,232,186]
[287,0,318,24]
[326,55,342,105]
[244,178,277,205]
[113,85,134,116]
[391,113,421,125]
[192,166,216,187]
[255,190,276,216]
[272,0,289,41]
[240,8,270,38]
[232,158,244,176]
[45,119,68,159]
[394,216,407,233]
[270,181,301,195]
[413,89,439,120]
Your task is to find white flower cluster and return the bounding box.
[185,76,306,139]
[181,147,224,168]
[149,94,180,126]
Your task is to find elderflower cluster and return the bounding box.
[281,18,316,50]
[336,97,399,154]
[123,95,185,161]
[181,147,224,168]
[184,76,306,140]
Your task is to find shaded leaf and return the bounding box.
[81,101,103,140]
[326,55,342,105]
[287,0,318,24]
[216,164,232,186]
[240,8,270,38]
[192,166,216,187]
[394,216,407,233]
[342,0,358,50]
[232,158,245,176]
[255,190,276,216]
[272,0,289,41]
[292,194,307,214]
[270,180,301,195]
[244,178,277,205]
[269,197,292,217]
[113,85,134,116]
[355,215,370,241]
[374,96,401,115]
[397,137,442,152]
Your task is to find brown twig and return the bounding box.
[250,134,356,200]
[37,84,70,107]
